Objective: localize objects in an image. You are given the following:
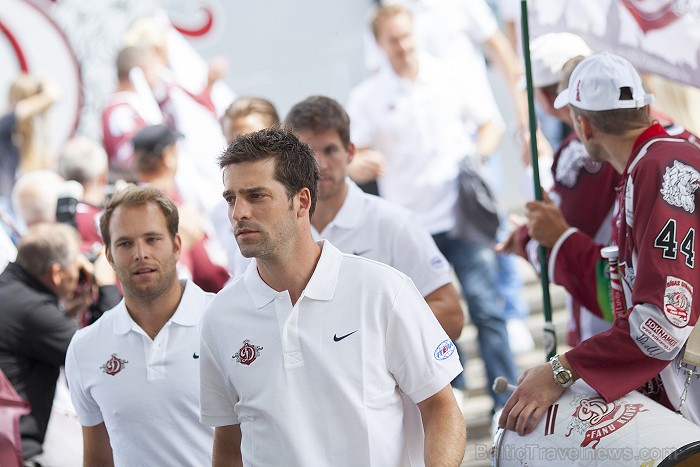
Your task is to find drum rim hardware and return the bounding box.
[676,361,696,417]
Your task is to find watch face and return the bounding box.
[555,371,572,385]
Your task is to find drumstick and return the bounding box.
[493,377,517,394]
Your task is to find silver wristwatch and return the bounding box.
[549,355,574,388]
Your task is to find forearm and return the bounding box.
[82,424,114,467]
[83,456,115,467]
[423,414,466,466]
[475,120,503,159]
[419,386,466,467]
[484,34,527,128]
[565,314,670,402]
[212,425,243,467]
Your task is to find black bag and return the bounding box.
[452,156,501,246]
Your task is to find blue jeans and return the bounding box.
[497,252,530,321]
[433,232,519,408]
[495,222,530,322]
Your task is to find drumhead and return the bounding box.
[492,381,700,466]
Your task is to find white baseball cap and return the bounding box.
[529,33,592,88]
[553,52,654,111]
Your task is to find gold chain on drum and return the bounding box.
[676,362,695,416]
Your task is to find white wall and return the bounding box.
[187,0,375,118]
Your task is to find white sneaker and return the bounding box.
[507,319,535,353]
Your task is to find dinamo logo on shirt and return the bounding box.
[660,161,699,213]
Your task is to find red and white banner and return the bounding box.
[527,0,700,87]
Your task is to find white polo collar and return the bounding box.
[113,279,203,335]
[323,180,365,232]
[243,240,342,309]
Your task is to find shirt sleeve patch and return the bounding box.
[664,276,693,328]
[661,160,699,213]
[429,256,447,270]
[640,317,680,352]
[434,339,456,360]
[630,303,689,360]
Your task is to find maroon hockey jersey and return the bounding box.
[566,124,700,422]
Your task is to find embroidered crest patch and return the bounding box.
[233,339,263,365]
[100,353,128,376]
[663,276,693,328]
[661,160,700,213]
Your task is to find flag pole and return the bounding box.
[520,0,556,361]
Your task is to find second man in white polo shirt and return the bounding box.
[286,94,464,340]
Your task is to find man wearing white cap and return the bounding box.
[499,52,700,434]
[499,33,618,347]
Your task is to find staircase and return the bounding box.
[456,258,570,466]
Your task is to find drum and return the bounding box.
[492,381,700,466]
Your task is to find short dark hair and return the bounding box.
[285,95,351,147]
[99,185,179,248]
[16,223,80,277]
[571,106,650,135]
[217,126,320,218]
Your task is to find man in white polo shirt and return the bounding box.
[285,95,464,340]
[65,186,215,465]
[347,2,519,409]
[200,127,466,466]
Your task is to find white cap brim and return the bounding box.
[553,88,570,109]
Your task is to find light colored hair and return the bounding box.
[99,185,179,249]
[16,222,80,277]
[123,16,167,50]
[223,97,280,128]
[371,3,411,39]
[11,170,64,226]
[59,137,108,185]
[645,74,700,136]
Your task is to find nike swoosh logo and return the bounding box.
[333,330,358,342]
[193,353,200,359]
[353,249,371,256]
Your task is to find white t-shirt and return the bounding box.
[348,54,499,234]
[200,240,461,466]
[312,180,451,297]
[65,280,215,467]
